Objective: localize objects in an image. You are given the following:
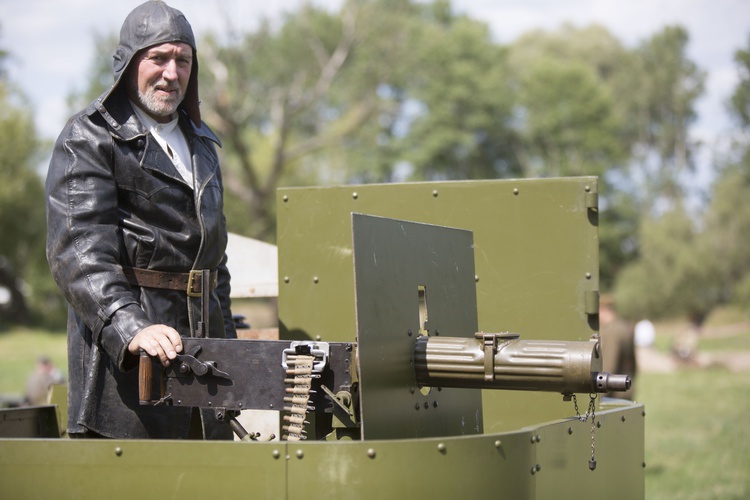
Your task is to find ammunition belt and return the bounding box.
[282,355,314,441]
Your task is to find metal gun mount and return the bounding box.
[139,214,630,441]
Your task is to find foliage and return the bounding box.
[0,66,58,326]
[65,32,118,112]
[730,35,750,129]
[614,208,718,323]
[399,9,519,180]
[615,35,750,322]
[627,26,706,210]
[508,24,629,179]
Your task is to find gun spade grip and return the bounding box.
[139,349,153,404]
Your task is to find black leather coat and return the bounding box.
[46,89,236,438]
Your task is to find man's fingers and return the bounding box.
[129,325,182,366]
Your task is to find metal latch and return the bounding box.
[282,341,330,373]
[474,332,520,381]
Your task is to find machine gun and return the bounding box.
[139,333,630,441]
[139,214,630,443]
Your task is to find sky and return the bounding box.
[2,0,750,180]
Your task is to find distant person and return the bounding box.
[45,1,236,439]
[599,295,637,400]
[671,312,704,363]
[634,319,655,348]
[24,357,65,406]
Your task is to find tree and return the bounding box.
[198,0,520,238]
[699,35,750,311]
[397,6,519,180]
[199,1,383,239]
[0,53,49,326]
[66,32,119,112]
[507,24,629,177]
[614,207,718,323]
[626,26,706,211]
[729,35,750,129]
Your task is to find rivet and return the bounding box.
[367,448,376,458]
[273,450,281,459]
[409,387,415,394]
[494,440,502,448]
[424,402,429,410]
[177,400,182,405]
[415,403,420,411]
[296,450,304,459]
[283,195,289,202]
[513,188,519,195]
[114,447,123,457]
[585,272,592,279]
[536,464,541,472]
[596,421,601,428]
[642,411,646,417]
[269,403,274,408]
[284,276,290,283]
[568,427,573,435]
[238,403,243,408]
[432,190,439,197]
[531,467,536,475]
[530,435,536,444]
[622,416,626,422]
[585,185,591,192]
[433,401,438,408]
[536,434,541,443]
[313,276,319,284]
[642,462,647,468]
[352,192,358,199]
[475,275,479,282]
[437,443,446,453]
[315,335,321,341]
[407,329,413,337]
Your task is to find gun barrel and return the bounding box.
[414,334,629,395]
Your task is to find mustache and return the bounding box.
[153,81,181,92]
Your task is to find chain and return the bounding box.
[282,355,314,441]
[572,393,598,471]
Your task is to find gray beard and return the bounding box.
[135,85,184,119]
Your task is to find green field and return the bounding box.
[1,327,748,498]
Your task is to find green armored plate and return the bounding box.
[351,214,482,439]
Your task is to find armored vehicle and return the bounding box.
[0,177,644,499]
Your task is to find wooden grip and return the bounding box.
[138,349,153,404]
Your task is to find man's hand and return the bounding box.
[128,324,183,366]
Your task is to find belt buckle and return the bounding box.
[187,270,202,297]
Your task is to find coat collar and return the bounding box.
[87,88,221,148]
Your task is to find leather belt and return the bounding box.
[123,267,218,297]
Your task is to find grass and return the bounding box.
[639,368,750,499]
[1,325,749,498]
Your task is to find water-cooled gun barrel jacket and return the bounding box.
[45,88,237,439]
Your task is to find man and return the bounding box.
[599,295,637,400]
[46,0,236,439]
[23,357,65,407]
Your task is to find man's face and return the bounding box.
[128,42,193,123]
